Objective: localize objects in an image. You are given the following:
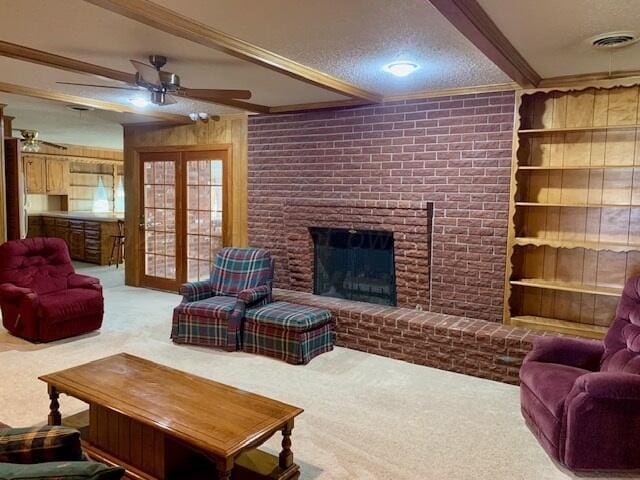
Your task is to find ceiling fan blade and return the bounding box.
[57,81,141,91]
[180,88,252,100]
[130,59,161,85]
[40,141,68,150]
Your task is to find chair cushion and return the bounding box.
[210,248,272,296]
[520,361,588,456]
[0,461,124,479]
[0,426,82,464]
[177,296,237,319]
[0,238,74,295]
[39,289,103,323]
[245,301,332,332]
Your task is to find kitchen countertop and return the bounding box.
[28,211,124,222]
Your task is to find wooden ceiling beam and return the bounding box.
[0,40,270,113]
[429,0,540,87]
[83,0,383,102]
[0,40,136,84]
[0,81,191,124]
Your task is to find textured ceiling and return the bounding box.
[1,93,125,149]
[153,0,512,94]
[0,0,348,112]
[479,0,640,78]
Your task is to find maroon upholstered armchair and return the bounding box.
[0,238,104,342]
[520,275,640,471]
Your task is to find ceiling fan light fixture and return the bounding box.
[384,61,419,77]
[22,141,40,153]
[129,97,150,108]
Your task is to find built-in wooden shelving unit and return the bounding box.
[504,85,640,338]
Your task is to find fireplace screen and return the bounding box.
[310,227,396,306]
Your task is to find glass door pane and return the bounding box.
[186,158,224,281]
[141,153,180,290]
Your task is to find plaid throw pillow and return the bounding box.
[0,461,124,479]
[0,426,83,464]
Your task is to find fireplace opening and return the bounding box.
[310,227,396,306]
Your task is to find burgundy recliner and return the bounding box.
[520,275,640,471]
[0,238,104,342]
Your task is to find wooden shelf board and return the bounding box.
[514,237,640,252]
[518,164,639,170]
[510,315,607,339]
[510,278,622,297]
[519,124,640,134]
[516,202,640,208]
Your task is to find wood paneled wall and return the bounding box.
[123,114,248,286]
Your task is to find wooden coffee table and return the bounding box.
[39,353,303,480]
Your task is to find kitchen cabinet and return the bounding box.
[27,213,121,265]
[24,157,46,194]
[24,157,70,194]
[45,159,70,194]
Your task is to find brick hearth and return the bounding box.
[273,288,547,384]
[283,198,433,308]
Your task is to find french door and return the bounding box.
[140,149,228,291]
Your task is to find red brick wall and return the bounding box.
[248,91,515,322]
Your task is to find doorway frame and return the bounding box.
[132,144,233,291]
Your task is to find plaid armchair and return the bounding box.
[171,248,274,351]
[0,425,124,478]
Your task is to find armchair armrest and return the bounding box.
[0,426,83,464]
[179,280,213,303]
[67,273,101,290]
[525,336,604,371]
[0,283,36,302]
[238,285,270,305]
[577,372,640,402]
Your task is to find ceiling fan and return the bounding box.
[15,129,67,153]
[57,55,252,107]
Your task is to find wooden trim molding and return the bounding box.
[383,82,520,102]
[429,0,540,87]
[83,0,382,102]
[0,81,191,124]
[538,71,640,89]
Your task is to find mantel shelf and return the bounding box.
[510,315,607,339]
[514,237,640,252]
[518,164,640,170]
[510,278,622,297]
[516,202,640,208]
[519,124,640,134]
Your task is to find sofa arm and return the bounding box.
[577,372,640,401]
[67,274,101,291]
[525,336,604,371]
[0,283,35,302]
[179,280,213,303]
[238,285,270,305]
[0,426,83,464]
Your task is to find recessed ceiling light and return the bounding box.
[384,61,419,77]
[129,97,150,108]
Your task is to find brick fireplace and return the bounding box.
[245,91,538,383]
[248,90,514,322]
[283,198,433,308]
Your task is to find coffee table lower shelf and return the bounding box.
[64,410,300,480]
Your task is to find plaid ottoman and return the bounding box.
[243,301,335,365]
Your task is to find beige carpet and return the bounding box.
[0,263,633,480]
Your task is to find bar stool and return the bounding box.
[109,220,125,268]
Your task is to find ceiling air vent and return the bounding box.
[65,105,95,112]
[590,31,639,49]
